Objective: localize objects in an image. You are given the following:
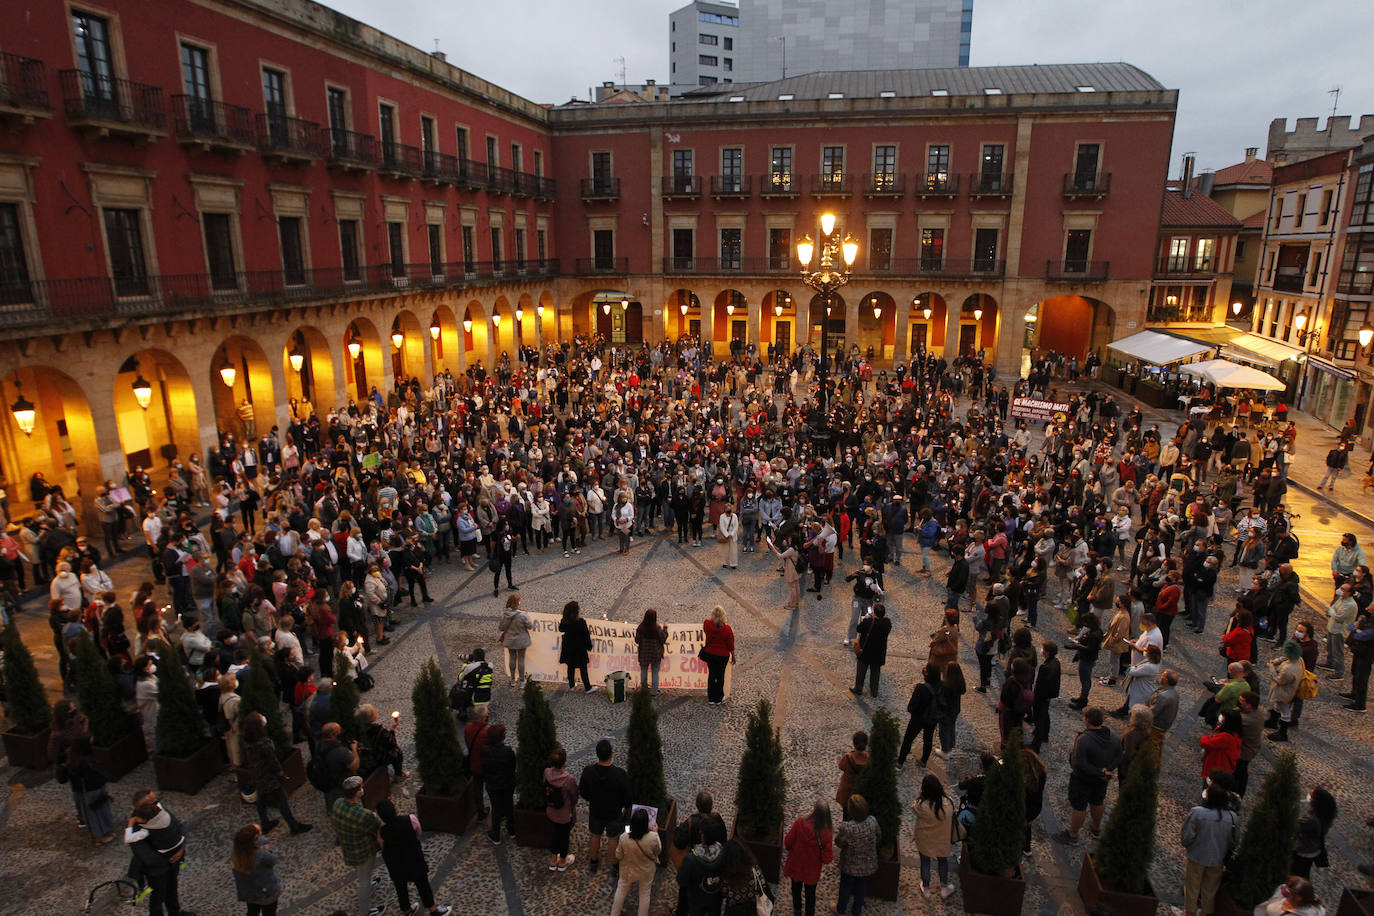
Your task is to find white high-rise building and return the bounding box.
[669,1,741,94]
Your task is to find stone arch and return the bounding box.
[0,366,101,524]
[856,291,897,361]
[462,300,490,369]
[210,335,275,443]
[490,295,516,365]
[590,290,641,345]
[389,309,426,382]
[568,289,600,338]
[806,292,847,356]
[282,325,336,418]
[428,304,460,377]
[666,289,702,340]
[760,289,798,356]
[113,348,199,478]
[1026,295,1116,363]
[537,289,557,346]
[344,318,384,403]
[957,293,1000,358]
[908,292,948,357]
[713,289,748,354]
[515,292,536,354]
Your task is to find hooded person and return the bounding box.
[676,816,725,916]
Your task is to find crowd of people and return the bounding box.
[2,332,1372,916]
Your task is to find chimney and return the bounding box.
[1245,147,1258,162]
[1181,152,1195,198]
[430,50,446,62]
[603,81,615,88]
[1197,169,1215,198]
[646,79,656,86]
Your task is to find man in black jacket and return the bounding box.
[480,722,517,845]
[672,792,728,916]
[851,602,893,697]
[579,738,633,875]
[897,662,944,768]
[125,790,193,916]
[1057,707,1122,846]
[1030,640,1062,752]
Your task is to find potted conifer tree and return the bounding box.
[960,727,1027,916]
[854,706,902,900]
[626,686,676,865]
[333,650,386,806]
[514,679,558,847]
[238,645,304,794]
[732,698,786,882]
[1078,742,1161,916]
[73,632,146,780]
[1217,752,1301,915]
[152,649,223,795]
[412,658,474,834]
[0,622,51,770]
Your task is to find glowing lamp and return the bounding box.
[603,302,611,315]
[491,314,501,327]
[774,304,783,317]
[1231,300,1243,317]
[795,235,815,267]
[391,331,404,350]
[218,361,236,387]
[9,382,35,435]
[1360,323,1374,349]
[131,373,152,409]
[1024,313,1038,323]
[679,303,688,316]
[621,298,629,310]
[726,304,735,317]
[515,307,524,321]
[288,349,304,373]
[347,338,362,359]
[841,235,858,266]
[973,307,983,321]
[537,304,546,318]
[463,318,473,333]
[923,307,933,320]
[429,321,440,340]
[820,213,836,236]
[1294,312,1308,331]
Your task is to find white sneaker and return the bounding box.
[941,884,956,899]
[920,884,932,898]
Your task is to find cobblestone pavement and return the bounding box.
[5,402,1374,915]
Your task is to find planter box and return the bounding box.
[1078,852,1157,916]
[868,838,901,902]
[1338,888,1374,916]
[362,767,391,810]
[416,779,476,835]
[91,726,147,782]
[514,806,554,848]
[959,849,1026,916]
[654,798,678,868]
[152,739,224,796]
[2,725,51,771]
[732,816,784,884]
[280,746,305,795]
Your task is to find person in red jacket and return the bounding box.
[1221,610,1256,673]
[1154,570,1182,647]
[1199,709,1243,778]
[782,800,835,916]
[701,605,735,706]
[464,706,492,820]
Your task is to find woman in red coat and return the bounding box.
[1221,609,1256,671]
[782,800,834,916]
[1199,709,1243,778]
[701,605,735,706]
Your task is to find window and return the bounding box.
[201,213,236,290]
[699,11,739,25]
[1271,200,1282,230]
[486,135,498,167]
[510,143,522,173]
[72,11,115,109]
[1320,189,1334,226]
[768,227,791,270]
[180,44,213,130]
[724,37,733,50]
[378,103,397,165]
[427,224,443,275]
[770,146,793,191]
[672,149,694,192]
[1338,239,1374,294]
[930,88,948,97]
[1065,229,1092,270]
[699,76,717,86]
[1235,239,1246,260]
[104,209,148,296]
[821,146,844,181]
[983,87,1002,95]
[387,222,405,277]
[873,145,896,188]
[827,92,844,99]
[879,90,896,98]
[723,58,732,72]
[514,228,526,271]
[455,126,469,163]
[869,227,892,271]
[926,145,950,189]
[699,33,718,45]
[672,228,694,269]
[1167,237,1188,272]
[591,151,613,194]
[919,228,944,269]
[981,144,1005,186]
[327,87,349,155]
[1308,250,1323,287]
[699,55,718,67]
[719,228,741,270]
[536,228,547,267]
[339,219,361,281]
[420,116,437,170]
[1073,144,1101,189]
[720,148,742,191]
[974,228,999,271]
[490,226,502,272]
[1353,164,1374,226]
[278,216,305,285]
[262,67,287,144]
[0,203,33,302]
[1294,193,1307,229]
[593,229,615,270]
[1194,238,1215,272]
[533,150,543,177]
[461,225,476,273]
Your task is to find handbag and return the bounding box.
[697,646,711,662]
[753,867,774,916]
[851,639,862,657]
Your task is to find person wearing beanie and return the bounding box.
[1265,640,1303,742]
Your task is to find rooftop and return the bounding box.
[1210,157,1274,188]
[1160,189,1244,229]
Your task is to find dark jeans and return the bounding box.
[1234,756,1253,796]
[550,819,573,857]
[492,555,514,592]
[246,903,278,916]
[255,786,302,831]
[1076,659,1094,704]
[405,571,431,605]
[1157,613,1175,647]
[385,862,436,912]
[704,652,728,703]
[853,660,882,695]
[898,716,936,766]
[791,880,817,916]
[1031,698,1051,750]
[837,872,868,916]
[487,787,515,842]
[146,867,181,916]
[471,773,487,817]
[976,650,994,687]
[566,664,591,690]
[1351,652,1372,707]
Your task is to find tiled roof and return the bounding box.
[1211,158,1273,187]
[685,62,1165,103]
[1160,190,1243,229]
[1241,210,1268,230]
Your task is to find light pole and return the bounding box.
[1294,310,1318,406]
[796,212,858,414]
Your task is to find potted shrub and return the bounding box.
[1078,742,1160,916]
[732,698,786,882]
[1219,751,1301,913]
[960,727,1027,916]
[1,622,51,770]
[411,658,474,834]
[853,706,901,900]
[331,649,362,745]
[238,646,304,794]
[73,633,146,780]
[513,679,558,848]
[626,685,677,866]
[152,649,223,795]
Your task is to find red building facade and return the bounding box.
[0,0,1177,527]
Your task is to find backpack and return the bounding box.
[794,550,809,575]
[926,683,949,727]
[305,753,332,791]
[1296,663,1319,701]
[544,777,565,809]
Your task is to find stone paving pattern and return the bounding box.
[4,389,1374,916]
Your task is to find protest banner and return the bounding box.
[1010,396,1071,424]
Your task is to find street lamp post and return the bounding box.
[1294,310,1318,406]
[795,212,858,415]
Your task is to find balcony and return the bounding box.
[886,257,1006,279]
[1338,270,1374,296]
[580,177,621,201]
[325,129,380,171]
[1046,259,1110,280]
[171,96,254,154]
[1270,271,1306,293]
[487,165,519,195]
[862,173,906,198]
[710,174,751,198]
[1154,257,1218,279]
[377,141,422,179]
[510,170,548,198]
[534,176,557,200]
[661,175,702,198]
[661,256,782,274]
[255,113,323,164]
[0,52,52,123]
[917,173,960,197]
[575,257,629,275]
[453,158,488,190]
[60,70,166,140]
[811,173,852,197]
[421,150,456,184]
[968,171,1014,197]
[761,173,802,198]
[1062,172,1112,197]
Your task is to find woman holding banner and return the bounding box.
[701,605,735,706]
[634,609,669,695]
[559,601,594,692]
